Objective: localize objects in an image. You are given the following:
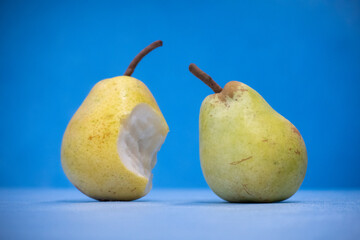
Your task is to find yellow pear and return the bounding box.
[189,63,307,203]
[61,41,168,201]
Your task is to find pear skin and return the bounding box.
[61,41,168,201]
[191,64,307,203]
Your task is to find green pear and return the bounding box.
[189,63,307,203]
[61,41,169,201]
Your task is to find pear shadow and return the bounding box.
[52,199,97,204]
[38,198,158,205]
[36,199,96,205]
[172,200,301,206]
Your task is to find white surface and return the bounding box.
[0,189,359,240]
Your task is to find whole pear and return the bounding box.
[61,41,168,201]
[189,63,307,203]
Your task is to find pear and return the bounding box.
[61,41,168,201]
[189,63,307,203]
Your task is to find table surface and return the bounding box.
[0,189,359,240]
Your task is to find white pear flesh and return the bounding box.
[118,103,167,194]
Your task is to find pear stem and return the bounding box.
[124,40,163,76]
[189,63,222,93]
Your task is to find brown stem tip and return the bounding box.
[189,63,222,93]
[124,40,163,76]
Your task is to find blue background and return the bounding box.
[0,0,359,189]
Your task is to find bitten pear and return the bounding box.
[189,63,307,203]
[61,41,168,201]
